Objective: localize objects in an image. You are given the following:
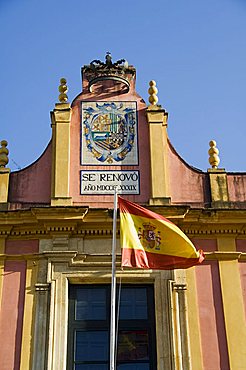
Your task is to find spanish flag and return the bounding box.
[119,197,204,270]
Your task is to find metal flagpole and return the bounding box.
[109,189,118,370]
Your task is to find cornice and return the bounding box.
[205,251,242,260]
[0,206,246,238]
[182,225,246,236]
[1,251,246,263]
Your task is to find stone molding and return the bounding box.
[169,270,191,370]
[35,283,50,292]
[2,251,246,263]
[30,249,175,370]
[1,207,246,238]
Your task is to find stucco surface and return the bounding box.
[168,141,208,206]
[5,239,39,254]
[227,174,246,202]
[8,142,52,204]
[195,261,230,370]
[239,261,246,321]
[0,261,26,370]
[237,240,246,322]
[192,238,217,252]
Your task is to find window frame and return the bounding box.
[67,284,157,370]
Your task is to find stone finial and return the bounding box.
[58,78,68,103]
[208,140,220,169]
[148,80,158,105]
[0,140,9,167]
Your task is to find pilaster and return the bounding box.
[20,259,38,370]
[217,238,246,369]
[146,105,170,205]
[0,239,5,308]
[0,168,10,209]
[208,168,229,208]
[155,271,173,370]
[170,270,191,370]
[32,283,50,370]
[50,102,72,206]
[207,140,229,208]
[185,268,203,370]
[0,139,10,210]
[32,257,50,370]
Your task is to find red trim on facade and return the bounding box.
[121,247,203,270]
[0,261,26,370]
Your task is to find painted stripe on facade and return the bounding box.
[0,239,5,307]
[186,267,203,370]
[196,261,230,369]
[20,259,38,370]
[0,260,26,370]
[238,260,246,321]
[236,232,246,317]
[218,238,246,369]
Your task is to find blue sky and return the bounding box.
[1,0,246,172]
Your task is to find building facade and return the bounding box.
[0,54,246,370]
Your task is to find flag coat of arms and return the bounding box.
[119,197,204,270]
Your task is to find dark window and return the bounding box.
[67,285,156,370]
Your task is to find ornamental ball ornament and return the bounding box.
[0,140,9,167]
[148,80,158,105]
[208,140,220,169]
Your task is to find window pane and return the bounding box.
[120,288,147,319]
[76,288,107,320]
[75,365,108,370]
[75,331,108,361]
[68,285,156,370]
[117,330,149,362]
[117,364,149,370]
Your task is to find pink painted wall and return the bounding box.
[0,241,38,369]
[227,174,246,202]
[168,141,209,206]
[5,239,39,254]
[236,240,246,321]
[236,239,246,253]
[192,238,217,252]
[69,76,151,208]
[0,261,26,370]
[239,262,246,321]
[8,142,52,205]
[195,261,230,370]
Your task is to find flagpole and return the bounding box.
[110,188,118,370]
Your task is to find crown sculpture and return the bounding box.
[83,52,136,92]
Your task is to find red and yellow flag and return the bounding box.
[119,197,204,270]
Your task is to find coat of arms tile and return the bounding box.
[81,101,138,165]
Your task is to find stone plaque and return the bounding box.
[81,170,140,195]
